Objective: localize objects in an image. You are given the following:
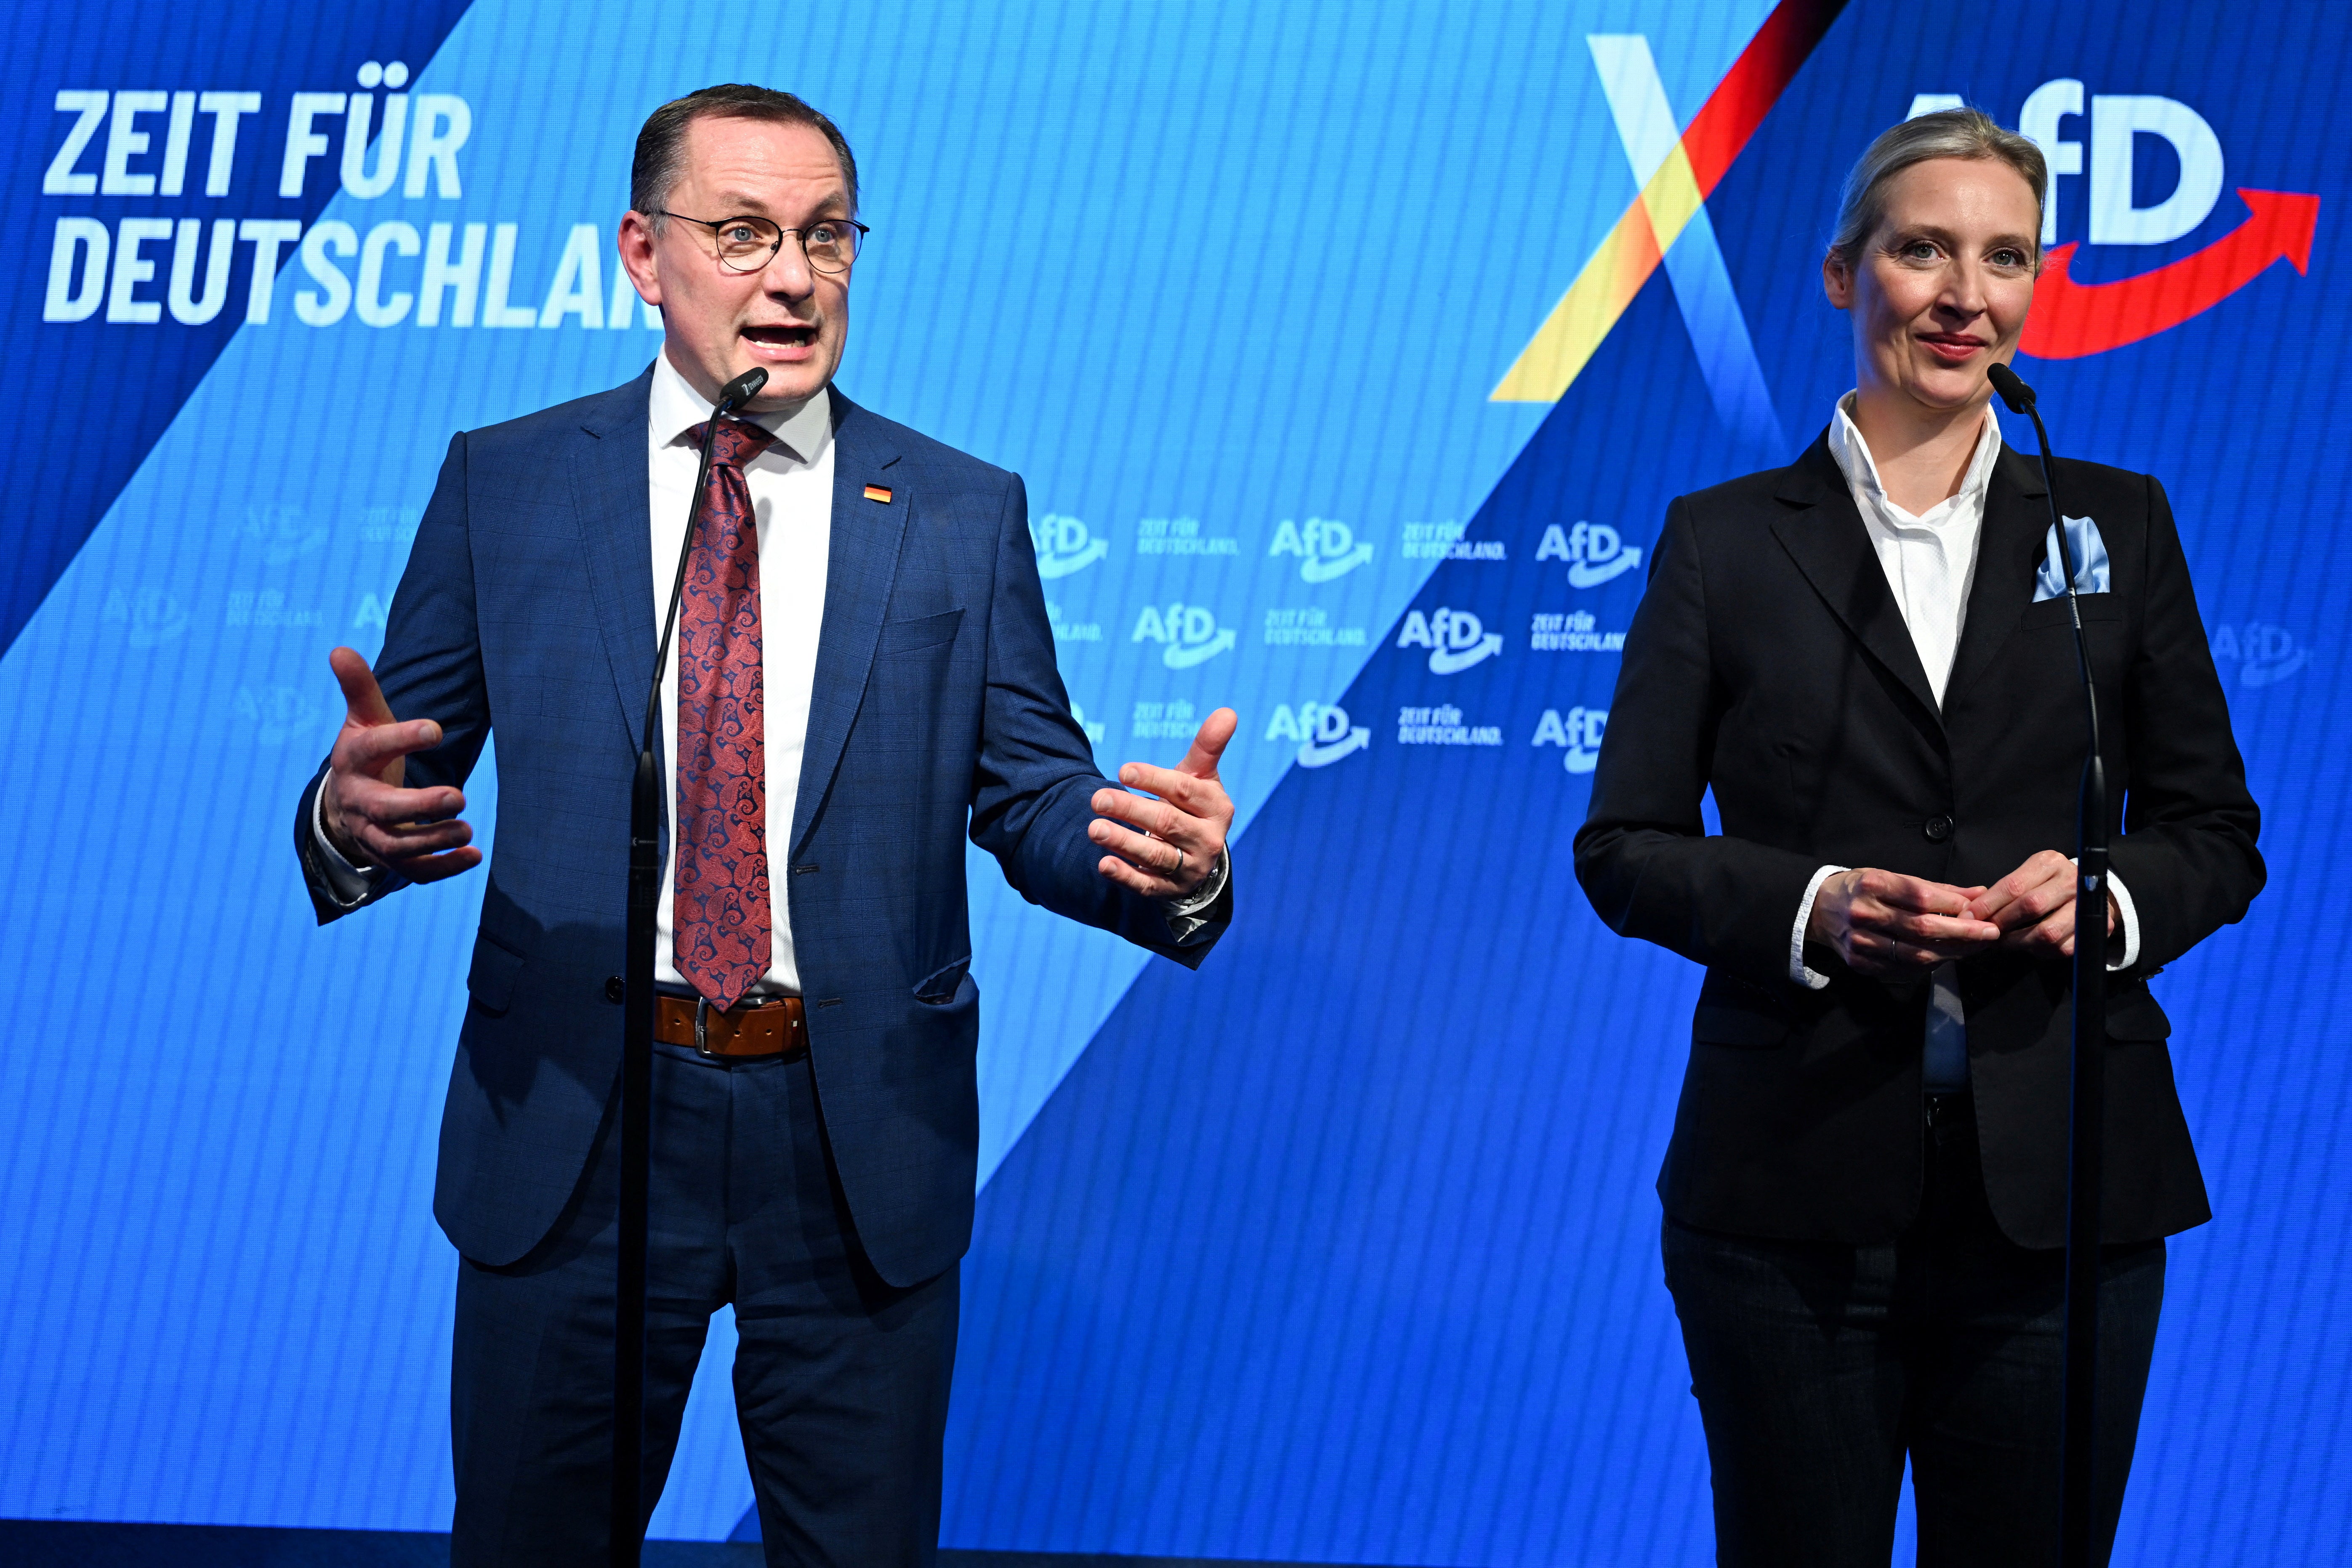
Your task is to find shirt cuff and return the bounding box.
[2105,868,2141,971]
[1790,865,1847,989]
[311,778,383,909]
[1160,848,1229,945]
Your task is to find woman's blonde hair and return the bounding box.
[1829,107,2048,269]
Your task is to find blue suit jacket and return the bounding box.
[296,368,1230,1284]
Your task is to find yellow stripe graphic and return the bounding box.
[1490,141,1709,403]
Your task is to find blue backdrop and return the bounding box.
[2,0,2343,1560]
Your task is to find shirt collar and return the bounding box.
[649,347,833,464]
[1826,390,2002,520]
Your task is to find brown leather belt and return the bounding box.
[654,993,807,1059]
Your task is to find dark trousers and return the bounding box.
[1662,1093,2166,1568]
[450,1038,959,1567]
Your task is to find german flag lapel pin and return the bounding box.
[863,483,893,504]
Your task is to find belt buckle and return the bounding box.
[695,997,715,1058]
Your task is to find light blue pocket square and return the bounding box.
[2035,515,2110,600]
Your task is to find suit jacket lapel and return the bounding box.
[792,391,907,857]
[1770,435,1943,726]
[568,368,659,746]
[1945,447,2049,705]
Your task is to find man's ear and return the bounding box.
[617,211,663,307]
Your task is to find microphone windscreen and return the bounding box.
[1986,361,2034,413]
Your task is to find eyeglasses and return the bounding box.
[656,211,869,274]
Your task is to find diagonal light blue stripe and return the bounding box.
[1588,33,1788,455]
[1659,202,1788,454]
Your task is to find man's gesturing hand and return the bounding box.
[1807,868,2001,977]
[319,647,481,882]
[1088,707,1237,898]
[1966,849,2118,958]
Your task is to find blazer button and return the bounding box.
[604,976,625,1004]
[1923,815,1954,843]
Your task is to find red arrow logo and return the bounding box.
[2019,188,2320,360]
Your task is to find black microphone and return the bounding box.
[1986,361,2099,779]
[1988,357,2110,1568]
[1983,359,2033,409]
[718,364,771,407]
[612,359,764,1566]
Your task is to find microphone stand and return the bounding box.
[612,365,766,1567]
[1989,362,2106,1568]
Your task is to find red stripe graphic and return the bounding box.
[2022,189,2321,360]
[1682,0,1851,196]
[1490,0,1850,400]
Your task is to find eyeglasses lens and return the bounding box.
[802,222,856,271]
[716,218,859,274]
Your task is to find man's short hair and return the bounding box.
[631,84,859,225]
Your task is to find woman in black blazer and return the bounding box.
[1575,109,2262,1567]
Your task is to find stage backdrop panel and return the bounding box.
[0,0,2344,1561]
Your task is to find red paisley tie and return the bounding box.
[674,417,775,1010]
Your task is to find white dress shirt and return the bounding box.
[642,351,834,996]
[314,349,1225,984]
[1787,394,2140,1088]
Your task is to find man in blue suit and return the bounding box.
[295,84,1235,1565]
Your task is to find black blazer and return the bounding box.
[1575,433,2263,1249]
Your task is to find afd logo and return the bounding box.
[1131,602,1236,668]
[1030,513,1107,578]
[1269,518,1375,583]
[1908,83,2321,358]
[1396,606,1503,674]
[1267,701,1370,768]
[232,683,322,745]
[2208,622,2307,688]
[235,503,327,563]
[99,585,187,647]
[1536,521,1642,588]
[1533,705,1608,774]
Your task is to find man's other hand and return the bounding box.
[320,647,481,882]
[1807,868,2001,977]
[1089,707,1237,898]
[1966,849,2118,958]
